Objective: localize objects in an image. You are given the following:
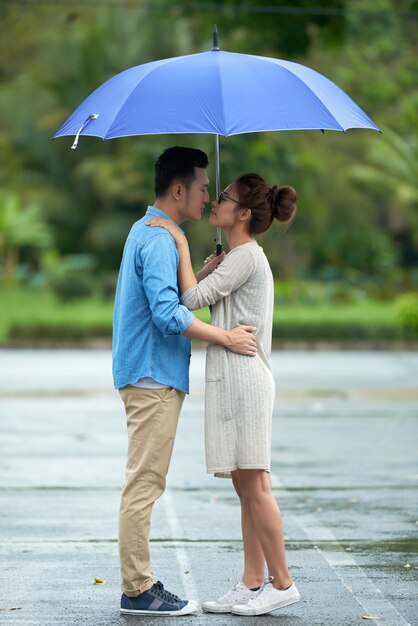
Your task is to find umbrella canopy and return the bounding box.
[54,30,380,253]
[54,48,379,144]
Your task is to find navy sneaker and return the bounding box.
[120,580,198,616]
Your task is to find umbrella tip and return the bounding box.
[212,25,220,51]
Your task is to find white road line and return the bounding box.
[272,475,411,626]
[163,489,200,603]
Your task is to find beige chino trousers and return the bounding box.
[119,385,185,597]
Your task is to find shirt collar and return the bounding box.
[146,205,185,234]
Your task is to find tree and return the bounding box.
[0,0,416,283]
[350,126,418,264]
[0,193,53,284]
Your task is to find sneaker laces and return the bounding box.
[247,576,274,606]
[152,581,182,604]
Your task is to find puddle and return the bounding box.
[363,388,418,401]
[350,538,418,554]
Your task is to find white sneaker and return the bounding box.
[202,580,259,613]
[231,577,300,616]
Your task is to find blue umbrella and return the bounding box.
[54,27,380,251]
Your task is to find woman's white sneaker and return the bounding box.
[202,581,259,613]
[231,577,300,616]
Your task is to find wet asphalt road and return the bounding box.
[0,349,417,626]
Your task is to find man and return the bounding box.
[112,146,257,616]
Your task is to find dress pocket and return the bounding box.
[205,345,225,382]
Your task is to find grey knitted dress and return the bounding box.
[181,242,275,478]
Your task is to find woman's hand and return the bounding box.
[146,217,187,247]
[204,252,224,266]
[196,251,226,282]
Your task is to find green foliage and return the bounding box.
[8,322,111,341]
[0,0,417,288]
[0,192,53,283]
[272,299,413,340]
[0,285,412,344]
[350,127,418,248]
[49,272,94,302]
[394,292,418,332]
[182,0,349,57]
[99,271,119,302]
[0,286,113,343]
[312,228,397,283]
[276,280,367,305]
[43,252,97,301]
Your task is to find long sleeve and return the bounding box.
[181,246,255,311]
[141,232,195,335]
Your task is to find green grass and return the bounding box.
[0,285,412,343]
[0,287,113,341]
[272,301,403,340]
[274,301,396,325]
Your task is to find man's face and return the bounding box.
[182,167,210,221]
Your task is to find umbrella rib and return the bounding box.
[215,51,228,137]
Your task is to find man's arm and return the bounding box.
[183,318,257,356]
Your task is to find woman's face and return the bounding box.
[209,183,242,229]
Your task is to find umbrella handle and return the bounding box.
[214,134,222,255]
[71,113,99,149]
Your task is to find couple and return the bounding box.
[112,146,299,617]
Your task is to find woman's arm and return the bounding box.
[181,247,255,310]
[194,252,225,283]
[146,218,200,293]
[173,238,198,294]
[146,217,255,311]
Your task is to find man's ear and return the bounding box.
[171,183,183,201]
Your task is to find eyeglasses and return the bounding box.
[217,191,243,206]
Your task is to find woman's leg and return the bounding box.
[236,469,292,590]
[231,470,265,589]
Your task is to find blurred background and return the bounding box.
[1,0,418,346]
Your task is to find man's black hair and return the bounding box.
[154,146,209,197]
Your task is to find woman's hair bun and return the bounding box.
[269,185,297,223]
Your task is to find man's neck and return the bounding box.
[153,199,182,224]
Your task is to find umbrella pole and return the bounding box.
[215,134,223,255]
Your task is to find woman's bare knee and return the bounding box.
[237,469,271,500]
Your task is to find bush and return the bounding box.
[395,292,418,334]
[275,280,367,306]
[272,321,404,340]
[8,322,112,340]
[45,253,97,302]
[50,271,95,302]
[314,230,397,277]
[100,272,119,302]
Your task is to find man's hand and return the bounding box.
[195,251,226,282]
[183,319,257,355]
[224,325,257,356]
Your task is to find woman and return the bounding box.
[147,172,299,616]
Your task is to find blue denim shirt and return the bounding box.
[112,206,195,393]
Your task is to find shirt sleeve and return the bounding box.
[181,247,255,310]
[140,232,195,336]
